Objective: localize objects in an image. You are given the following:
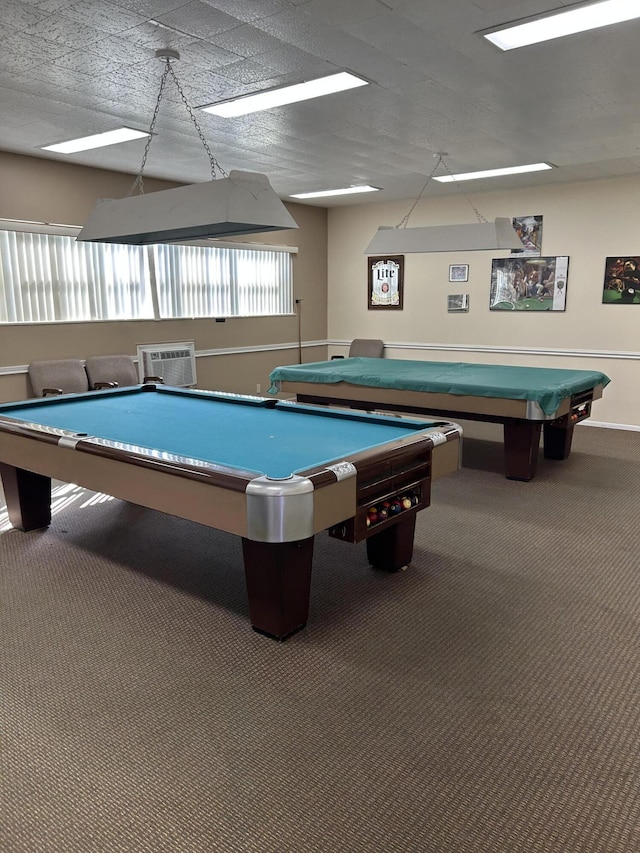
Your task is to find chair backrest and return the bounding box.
[348,338,385,358]
[85,355,139,390]
[28,359,90,397]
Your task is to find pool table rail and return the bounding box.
[278,380,604,481]
[0,388,463,640]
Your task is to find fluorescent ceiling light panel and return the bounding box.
[290,185,379,199]
[484,0,640,50]
[42,127,149,154]
[201,71,368,117]
[433,163,553,182]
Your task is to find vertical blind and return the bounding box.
[0,230,293,324]
[152,243,293,319]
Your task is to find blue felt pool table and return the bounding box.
[270,358,611,481]
[0,384,462,640]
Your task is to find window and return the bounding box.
[0,230,152,323]
[0,229,294,324]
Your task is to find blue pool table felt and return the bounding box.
[0,388,440,480]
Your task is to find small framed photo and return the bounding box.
[449,264,469,283]
[448,294,469,312]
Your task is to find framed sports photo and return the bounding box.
[602,256,640,304]
[447,294,469,312]
[511,215,543,256]
[368,255,404,310]
[490,256,568,312]
[449,264,469,283]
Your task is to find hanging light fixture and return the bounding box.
[77,50,298,245]
[364,153,522,255]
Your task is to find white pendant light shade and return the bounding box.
[364,217,522,254]
[77,171,298,245]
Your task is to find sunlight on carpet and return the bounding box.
[0,482,114,533]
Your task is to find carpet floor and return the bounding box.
[1,422,639,852]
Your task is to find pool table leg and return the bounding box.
[502,422,542,481]
[241,536,314,640]
[366,514,416,571]
[543,416,574,460]
[0,463,52,531]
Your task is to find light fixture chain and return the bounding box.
[165,61,228,181]
[396,154,444,229]
[439,157,488,224]
[128,64,171,196]
[128,54,228,196]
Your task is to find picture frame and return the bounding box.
[368,255,404,310]
[602,256,640,304]
[447,294,469,312]
[511,215,543,257]
[489,256,569,312]
[449,264,469,283]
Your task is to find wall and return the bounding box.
[3,153,638,427]
[327,176,640,428]
[0,152,328,401]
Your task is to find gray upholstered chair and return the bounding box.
[85,354,162,389]
[28,359,90,397]
[85,354,139,390]
[348,338,385,358]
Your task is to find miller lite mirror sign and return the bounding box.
[368,255,404,310]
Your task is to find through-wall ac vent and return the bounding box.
[136,341,196,387]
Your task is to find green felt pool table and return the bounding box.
[0,384,462,640]
[269,357,611,481]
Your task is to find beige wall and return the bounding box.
[0,153,328,401]
[3,151,639,427]
[328,176,640,428]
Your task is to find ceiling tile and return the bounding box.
[3,0,640,204]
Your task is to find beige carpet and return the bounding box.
[0,423,639,852]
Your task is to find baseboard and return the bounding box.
[580,420,640,432]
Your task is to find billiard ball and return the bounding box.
[401,497,412,509]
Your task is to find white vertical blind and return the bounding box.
[0,231,152,322]
[152,243,232,318]
[152,243,293,318]
[0,230,293,323]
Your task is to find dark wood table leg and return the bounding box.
[366,514,416,571]
[0,463,52,530]
[503,422,542,481]
[543,416,574,460]
[241,536,314,640]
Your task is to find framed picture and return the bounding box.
[511,215,543,256]
[602,257,640,304]
[368,255,404,310]
[448,294,469,312]
[489,256,569,312]
[449,264,469,282]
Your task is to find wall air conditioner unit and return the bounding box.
[136,342,197,388]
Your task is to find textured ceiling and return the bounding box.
[2,0,640,207]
